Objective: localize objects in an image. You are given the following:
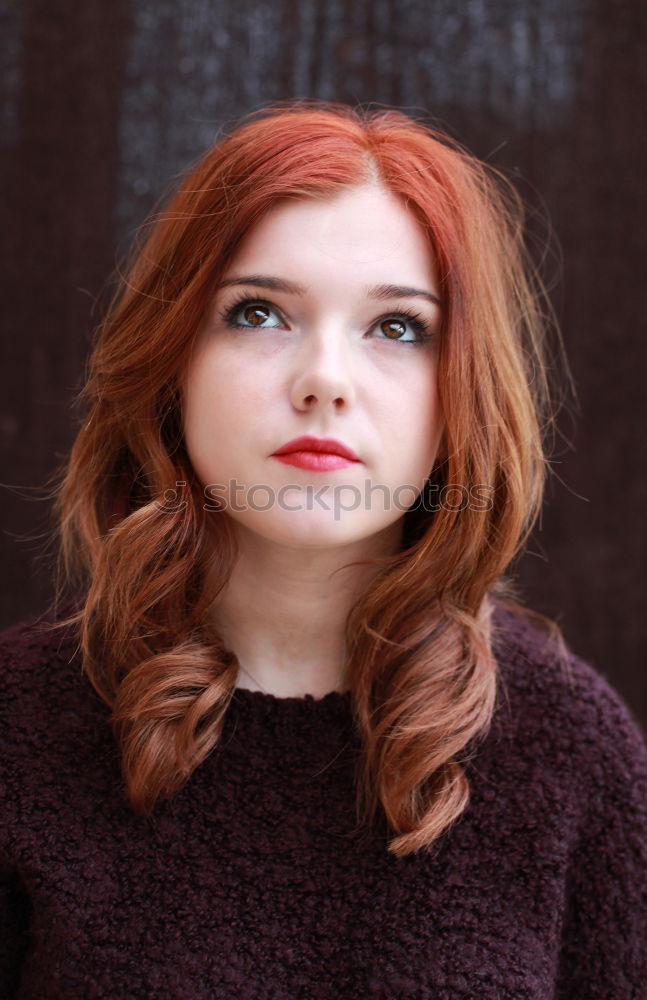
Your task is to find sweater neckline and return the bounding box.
[230,684,352,713]
[218,687,358,762]
[226,685,355,739]
[232,685,351,704]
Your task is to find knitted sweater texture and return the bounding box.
[1,603,646,999]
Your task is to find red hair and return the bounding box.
[41,100,573,855]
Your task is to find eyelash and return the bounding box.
[217,293,434,345]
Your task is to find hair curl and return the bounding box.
[38,99,575,856]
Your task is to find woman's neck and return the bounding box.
[209,522,400,697]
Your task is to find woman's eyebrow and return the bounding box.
[368,283,442,307]
[216,274,300,295]
[216,274,442,307]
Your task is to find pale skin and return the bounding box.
[181,182,445,698]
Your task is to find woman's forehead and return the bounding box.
[218,184,440,296]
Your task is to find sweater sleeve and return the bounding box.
[555,663,647,999]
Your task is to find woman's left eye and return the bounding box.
[372,312,431,344]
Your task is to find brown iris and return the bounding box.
[381,319,407,340]
[243,305,271,326]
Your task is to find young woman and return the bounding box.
[1,100,645,999]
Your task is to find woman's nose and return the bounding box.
[289,325,357,412]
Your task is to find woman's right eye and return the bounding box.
[219,297,283,329]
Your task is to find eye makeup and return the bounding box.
[217,292,436,345]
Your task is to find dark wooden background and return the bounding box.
[2,0,645,727]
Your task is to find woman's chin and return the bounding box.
[226,510,403,553]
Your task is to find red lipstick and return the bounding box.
[272,436,361,471]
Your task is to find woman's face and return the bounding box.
[182,182,445,551]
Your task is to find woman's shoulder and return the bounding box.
[0,604,119,858]
[0,601,100,752]
[488,598,647,788]
[484,602,647,993]
[0,602,81,692]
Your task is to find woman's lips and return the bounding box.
[271,435,362,471]
[273,452,358,471]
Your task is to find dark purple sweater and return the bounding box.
[1,603,646,999]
